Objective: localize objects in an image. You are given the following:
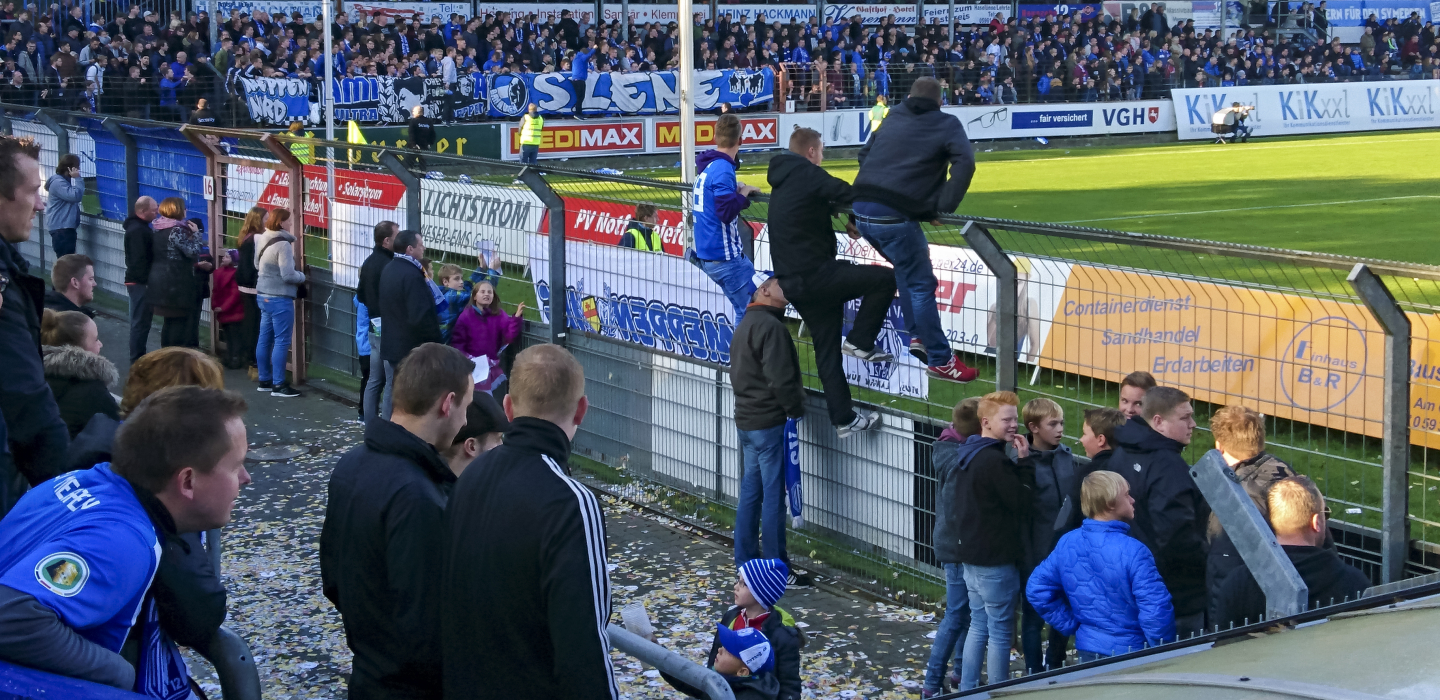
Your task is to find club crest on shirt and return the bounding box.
[35,552,90,597]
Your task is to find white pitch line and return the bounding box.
[1057,195,1440,224]
[980,134,1440,165]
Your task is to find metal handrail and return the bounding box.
[608,623,735,700]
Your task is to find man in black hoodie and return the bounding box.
[321,343,474,700]
[1106,386,1209,638]
[767,127,896,439]
[851,76,978,385]
[950,391,1031,690]
[377,229,441,420]
[441,344,617,700]
[1216,476,1370,626]
[123,195,157,362]
[357,220,397,423]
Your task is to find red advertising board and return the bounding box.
[505,120,648,158]
[654,116,780,150]
[250,166,405,228]
[547,195,760,255]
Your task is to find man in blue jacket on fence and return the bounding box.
[571,39,596,119]
[692,114,761,325]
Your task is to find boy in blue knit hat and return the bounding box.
[660,558,806,700]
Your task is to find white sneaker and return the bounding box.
[842,340,895,363]
[836,410,880,438]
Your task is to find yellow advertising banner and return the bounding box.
[1039,265,1440,448]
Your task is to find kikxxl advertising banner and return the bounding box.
[1172,81,1440,139]
[1036,265,1440,448]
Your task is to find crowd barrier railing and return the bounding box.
[13,103,1440,604]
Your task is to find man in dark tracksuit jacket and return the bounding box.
[321,343,472,699]
[767,128,896,438]
[123,196,157,362]
[376,230,441,420]
[357,221,396,424]
[441,345,616,700]
[851,76,977,382]
[0,151,69,515]
[729,277,805,567]
[1105,389,1208,639]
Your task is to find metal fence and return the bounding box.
[13,102,1440,606]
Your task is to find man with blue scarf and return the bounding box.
[0,387,249,695]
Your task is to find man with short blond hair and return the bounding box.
[44,253,96,318]
[1216,476,1369,626]
[442,344,617,699]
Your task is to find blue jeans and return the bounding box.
[961,563,1018,690]
[733,423,787,566]
[256,295,295,385]
[520,144,539,164]
[699,256,756,325]
[855,218,950,366]
[924,563,971,691]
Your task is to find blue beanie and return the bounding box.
[716,624,774,675]
[739,558,788,609]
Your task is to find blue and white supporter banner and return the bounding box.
[238,77,317,125]
[474,68,773,119]
[1172,81,1440,139]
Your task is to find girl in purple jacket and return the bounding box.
[448,280,525,393]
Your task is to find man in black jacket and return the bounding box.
[0,136,68,516]
[441,344,617,700]
[852,76,978,384]
[768,127,895,439]
[730,277,805,569]
[376,229,441,420]
[357,220,397,423]
[1106,386,1208,639]
[321,343,474,700]
[951,391,1030,690]
[1215,476,1369,626]
[123,196,157,362]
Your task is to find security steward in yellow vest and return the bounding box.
[519,103,544,165]
[869,96,889,131]
[617,203,661,252]
[287,121,315,164]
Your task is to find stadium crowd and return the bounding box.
[0,1,1431,119]
[0,79,1382,700]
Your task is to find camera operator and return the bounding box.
[1211,102,1255,143]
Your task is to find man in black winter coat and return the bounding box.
[0,136,68,516]
[321,343,474,700]
[1216,476,1370,626]
[767,127,896,439]
[1106,386,1209,639]
[376,229,441,420]
[851,77,978,384]
[357,220,397,424]
[442,345,617,700]
[123,196,157,362]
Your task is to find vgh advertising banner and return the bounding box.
[942,100,1177,140]
[1172,81,1440,139]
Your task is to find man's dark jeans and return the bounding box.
[126,283,152,362]
[781,261,896,426]
[49,228,77,258]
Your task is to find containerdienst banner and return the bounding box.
[1172,80,1440,139]
[1036,265,1440,448]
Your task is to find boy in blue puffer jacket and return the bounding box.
[1026,471,1175,662]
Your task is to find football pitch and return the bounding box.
[727,129,1440,265]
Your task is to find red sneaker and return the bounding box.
[928,355,979,383]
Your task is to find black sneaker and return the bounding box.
[257,382,274,392]
[787,570,816,588]
[270,384,301,398]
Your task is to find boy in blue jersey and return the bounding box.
[693,113,762,325]
[0,387,250,689]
